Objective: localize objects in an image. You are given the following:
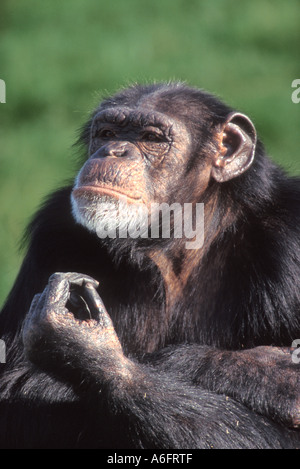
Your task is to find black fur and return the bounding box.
[0,83,299,448]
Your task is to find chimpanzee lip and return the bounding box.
[72,185,143,202]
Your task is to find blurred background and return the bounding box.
[0,0,299,306]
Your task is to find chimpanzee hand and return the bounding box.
[22,272,130,383]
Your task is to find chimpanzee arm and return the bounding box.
[145,344,300,430]
[21,272,220,449]
[21,272,297,449]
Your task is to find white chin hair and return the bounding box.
[71,192,149,240]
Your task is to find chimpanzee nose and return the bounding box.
[94,142,128,158]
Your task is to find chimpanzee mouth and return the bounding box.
[72,185,143,203]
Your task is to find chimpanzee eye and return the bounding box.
[99,129,116,139]
[141,131,164,142]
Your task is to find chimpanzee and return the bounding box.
[0,82,299,449]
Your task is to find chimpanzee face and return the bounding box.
[71,84,256,242]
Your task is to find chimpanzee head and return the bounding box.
[71,83,256,245]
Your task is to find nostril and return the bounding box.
[113,149,128,157]
[102,143,128,158]
[90,142,139,160]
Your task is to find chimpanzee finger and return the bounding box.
[81,281,111,324]
[28,293,43,313]
[22,291,46,347]
[26,291,47,322]
[46,272,99,309]
[64,272,99,289]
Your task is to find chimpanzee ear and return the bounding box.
[211,112,257,182]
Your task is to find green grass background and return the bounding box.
[0,0,299,306]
